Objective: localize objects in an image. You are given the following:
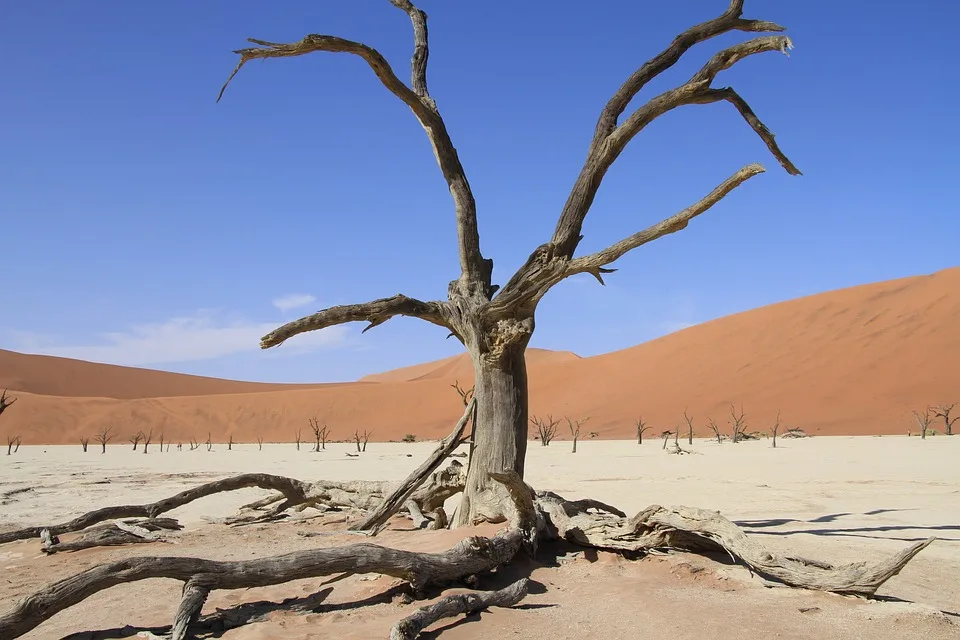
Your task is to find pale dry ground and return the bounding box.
[1,436,958,639]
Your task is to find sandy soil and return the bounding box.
[1,436,957,639]
[3,267,960,445]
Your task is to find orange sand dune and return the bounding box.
[2,267,958,444]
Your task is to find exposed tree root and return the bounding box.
[0,462,465,545]
[389,578,530,640]
[0,527,525,639]
[0,472,937,638]
[41,518,182,554]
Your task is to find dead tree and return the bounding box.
[6,435,20,456]
[635,417,651,444]
[0,389,17,419]
[771,410,782,448]
[206,432,213,452]
[95,426,115,454]
[129,431,144,451]
[158,433,165,452]
[354,429,373,452]
[220,0,800,525]
[567,417,588,453]
[707,417,723,444]
[142,428,153,454]
[80,437,89,452]
[683,410,695,445]
[227,434,234,451]
[729,403,748,443]
[932,403,958,436]
[188,438,200,451]
[530,415,560,446]
[309,417,331,451]
[451,380,475,406]
[913,408,933,439]
[257,436,264,451]
[294,428,302,451]
[660,430,673,450]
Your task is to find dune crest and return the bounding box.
[1,268,957,444]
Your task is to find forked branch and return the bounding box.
[219,0,489,290]
[260,294,449,349]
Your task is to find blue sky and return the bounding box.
[1,0,955,383]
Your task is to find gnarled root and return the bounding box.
[389,578,530,640]
[40,518,182,554]
[0,528,525,639]
[535,492,935,597]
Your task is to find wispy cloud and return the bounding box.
[272,293,317,312]
[11,309,348,367]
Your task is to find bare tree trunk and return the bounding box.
[455,348,529,526]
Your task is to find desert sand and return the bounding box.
[1,436,957,639]
[2,267,959,446]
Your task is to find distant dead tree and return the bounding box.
[0,389,17,418]
[227,434,234,451]
[635,417,651,444]
[80,437,89,452]
[309,417,331,451]
[660,430,673,450]
[129,432,144,451]
[354,429,373,452]
[682,410,695,445]
[95,426,115,454]
[142,429,153,454]
[6,434,21,456]
[206,432,213,451]
[770,410,782,448]
[707,417,723,444]
[294,428,302,451]
[188,437,200,451]
[932,403,958,436]
[158,433,165,452]
[530,415,560,446]
[567,417,589,453]
[257,436,264,451]
[913,408,933,440]
[729,403,748,443]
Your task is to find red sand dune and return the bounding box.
[2,267,958,445]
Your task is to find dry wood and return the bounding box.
[683,410,695,445]
[771,410,782,447]
[309,416,331,451]
[729,403,748,443]
[40,518,182,554]
[351,397,475,532]
[534,493,932,597]
[0,526,526,639]
[142,428,154,453]
[390,578,529,640]
[530,414,560,446]
[932,402,958,436]
[0,389,17,418]
[635,417,651,444]
[913,408,934,439]
[567,416,588,453]
[128,431,143,451]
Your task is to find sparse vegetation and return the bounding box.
[95,426,115,454]
[80,437,89,452]
[567,417,588,453]
[707,417,723,444]
[402,434,417,443]
[682,410,695,446]
[530,415,560,446]
[142,429,153,454]
[913,408,933,440]
[309,417,331,451]
[354,429,373,452]
[729,403,748,443]
[128,432,143,451]
[932,403,957,436]
[635,417,651,444]
[771,410,782,448]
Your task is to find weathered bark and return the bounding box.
[0,528,526,639]
[40,518,182,554]
[455,347,531,527]
[352,397,475,532]
[390,578,530,640]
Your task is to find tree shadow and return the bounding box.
[735,508,914,529]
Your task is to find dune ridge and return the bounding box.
[1,267,958,444]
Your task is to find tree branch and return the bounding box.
[567,163,766,281]
[218,0,489,291]
[259,294,450,349]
